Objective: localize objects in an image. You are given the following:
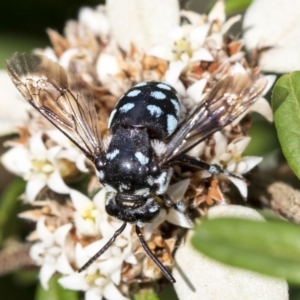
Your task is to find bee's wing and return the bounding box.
[6,53,103,162]
[159,73,267,166]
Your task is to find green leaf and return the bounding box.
[13,269,39,286]
[35,276,79,300]
[158,284,178,300]
[225,0,252,14]
[0,178,26,243]
[272,72,300,179]
[192,217,300,284]
[134,291,160,300]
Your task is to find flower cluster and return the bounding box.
[1,0,274,299]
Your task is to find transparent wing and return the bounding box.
[159,73,267,166]
[6,53,103,162]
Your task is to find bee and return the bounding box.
[6,53,267,282]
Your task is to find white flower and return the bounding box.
[59,271,128,300]
[46,129,88,173]
[248,75,276,123]
[147,0,241,89]
[71,188,137,283]
[211,133,263,197]
[59,239,134,300]
[243,0,300,73]
[79,5,110,39]
[1,132,71,202]
[30,219,74,289]
[71,189,106,237]
[106,0,180,52]
[0,71,29,136]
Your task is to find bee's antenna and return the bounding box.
[78,222,127,272]
[135,225,176,283]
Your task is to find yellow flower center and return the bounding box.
[234,154,242,162]
[85,271,105,284]
[81,203,98,223]
[32,159,54,174]
[173,37,192,60]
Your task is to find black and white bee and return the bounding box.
[6,53,267,283]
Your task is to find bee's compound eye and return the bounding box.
[148,161,159,175]
[95,156,106,170]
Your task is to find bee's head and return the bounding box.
[105,192,160,223]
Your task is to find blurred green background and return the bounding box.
[0,0,103,68]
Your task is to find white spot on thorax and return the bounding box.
[106,149,120,160]
[167,114,178,135]
[135,152,149,165]
[120,183,130,191]
[176,202,186,212]
[137,220,144,227]
[97,170,105,180]
[134,188,150,197]
[171,99,180,117]
[104,184,117,192]
[151,140,166,156]
[127,89,141,97]
[155,168,173,194]
[149,203,159,212]
[108,109,117,129]
[119,103,135,113]
[147,176,155,186]
[157,83,171,90]
[151,90,166,100]
[147,105,163,117]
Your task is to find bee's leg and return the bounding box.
[173,154,243,180]
[161,193,175,208]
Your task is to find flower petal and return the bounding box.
[186,78,207,104]
[54,223,72,247]
[93,189,107,211]
[165,60,187,85]
[29,133,47,158]
[166,208,193,228]
[97,53,121,85]
[36,218,53,244]
[59,273,89,291]
[222,15,241,34]
[189,24,210,50]
[85,288,104,300]
[25,176,47,202]
[79,6,110,36]
[228,176,248,198]
[39,263,56,289]
[103,281,129,300]
[56,253,74,275]
[47,170,70,194]
[232,137,251,154]
[1,146,31,176]
[241,156,263,173]
[167,179,190,203]
[147,44,173,61]
[71,189,93,211]
[250,97,273,122]
[243,0,300,73]
[191,48,214,62]
[208,0,225,23]
[0,71,29,136]
[106,0,180,51]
